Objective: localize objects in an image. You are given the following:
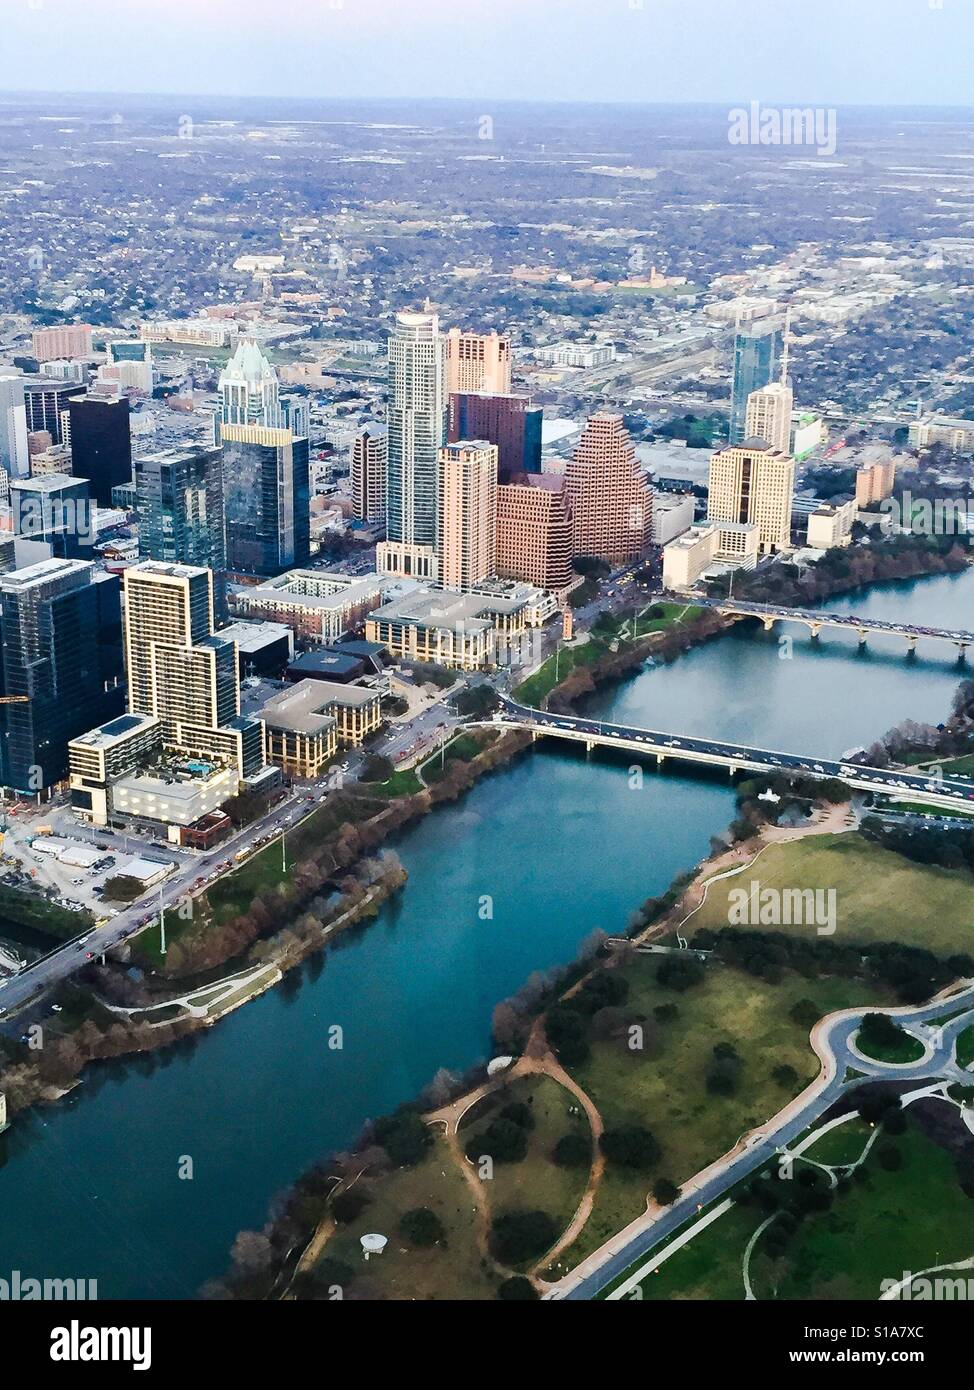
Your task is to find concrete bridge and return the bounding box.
[490,696,974,815]
[698,597,974,652]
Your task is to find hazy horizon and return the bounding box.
[2,0,973,108]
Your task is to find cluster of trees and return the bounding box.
[544,967,632,1067]
[695,925,973,1005]
[860,815,974,875]
[465,1099,536,1166]
[706,531,969,608]
[859,680,974,771]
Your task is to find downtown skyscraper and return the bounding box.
[380,311,448,578]
[729,320,783,445]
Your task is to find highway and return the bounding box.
[549,986,974,1300]
[491,695,974,814]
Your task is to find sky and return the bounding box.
[2,0,974,108]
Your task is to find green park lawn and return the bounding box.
[459,1073,592,1265]
[553,953,886,1272]
[323,1134,495,1301]
[957,1026,974,1071]
[690,833,974,957]
[628,1120,973,1301]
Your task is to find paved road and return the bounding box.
[550,986,974,1300]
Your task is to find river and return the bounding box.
[0,567,971,1298]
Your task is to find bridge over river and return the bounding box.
[693,596,974,651]
[490,696,974,815]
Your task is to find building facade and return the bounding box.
[351,426,387,525]
[730,321,782,445]
[745,382,793,455]
[0,558,124,792]
[564,413,652,563]
[135,446,226,572]
[495,474,574,594]
[448,391,542,482]
[707,441,795,554]
[445,329,513,396]
[384,311,447,558]
[0,375,29,480]
[221,423,311,576]
[66,393,132,506]
[436,441,498,591]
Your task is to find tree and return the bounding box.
[497,1275,540,1300]
[656,957,705,992]
[399,1207,445,1248]
[331,1189,369,1225]
[359,753,395,784]
[466,1117,529,1165]
[552,1132,591,1169]
[372,1109,432,1167]
[489,1210,559,1264]
[653,1178,681,1206]
[600,1125,661,1170]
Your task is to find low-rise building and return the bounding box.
[259,681,340,777]
[366,587,526,670]
[909,413,974,455]
[807,498,857,549]
[650,493,696,546]
[228,570,385,643]
[662,521,759,591]
[69,712,163,826]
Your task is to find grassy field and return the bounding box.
[957,1026,974,1070]
[800,1116,875,1167]
[854,1026,925,1065]
[323,1134,495,1301]
[690,833,974,957]
[631,1121,973,1301]
[771,1125,974,1300]
[555,953,886,1270]
[459,1074,592,1268]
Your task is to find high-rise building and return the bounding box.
[448,391,542,482]
[351,426,387,525]
[22,377,86,445]
[384,311,448,560]
[102,339,153,394]
[496,474,574,594]
[122,561,261,776]
[66,393,132,506]
[218,338,282,429]
[730,321,783,445]
[0,557,124,792]
[745,382,793,455]
[437,441,498,591]
[855,459,896,507]
[0,374,29,480]
[564,413,652,563]
[9,474,94,559]
[445,329,513,396]
[221,423,310,576]
[707,441,795,553]
[31,325,93,364]
[135,446,225,572]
